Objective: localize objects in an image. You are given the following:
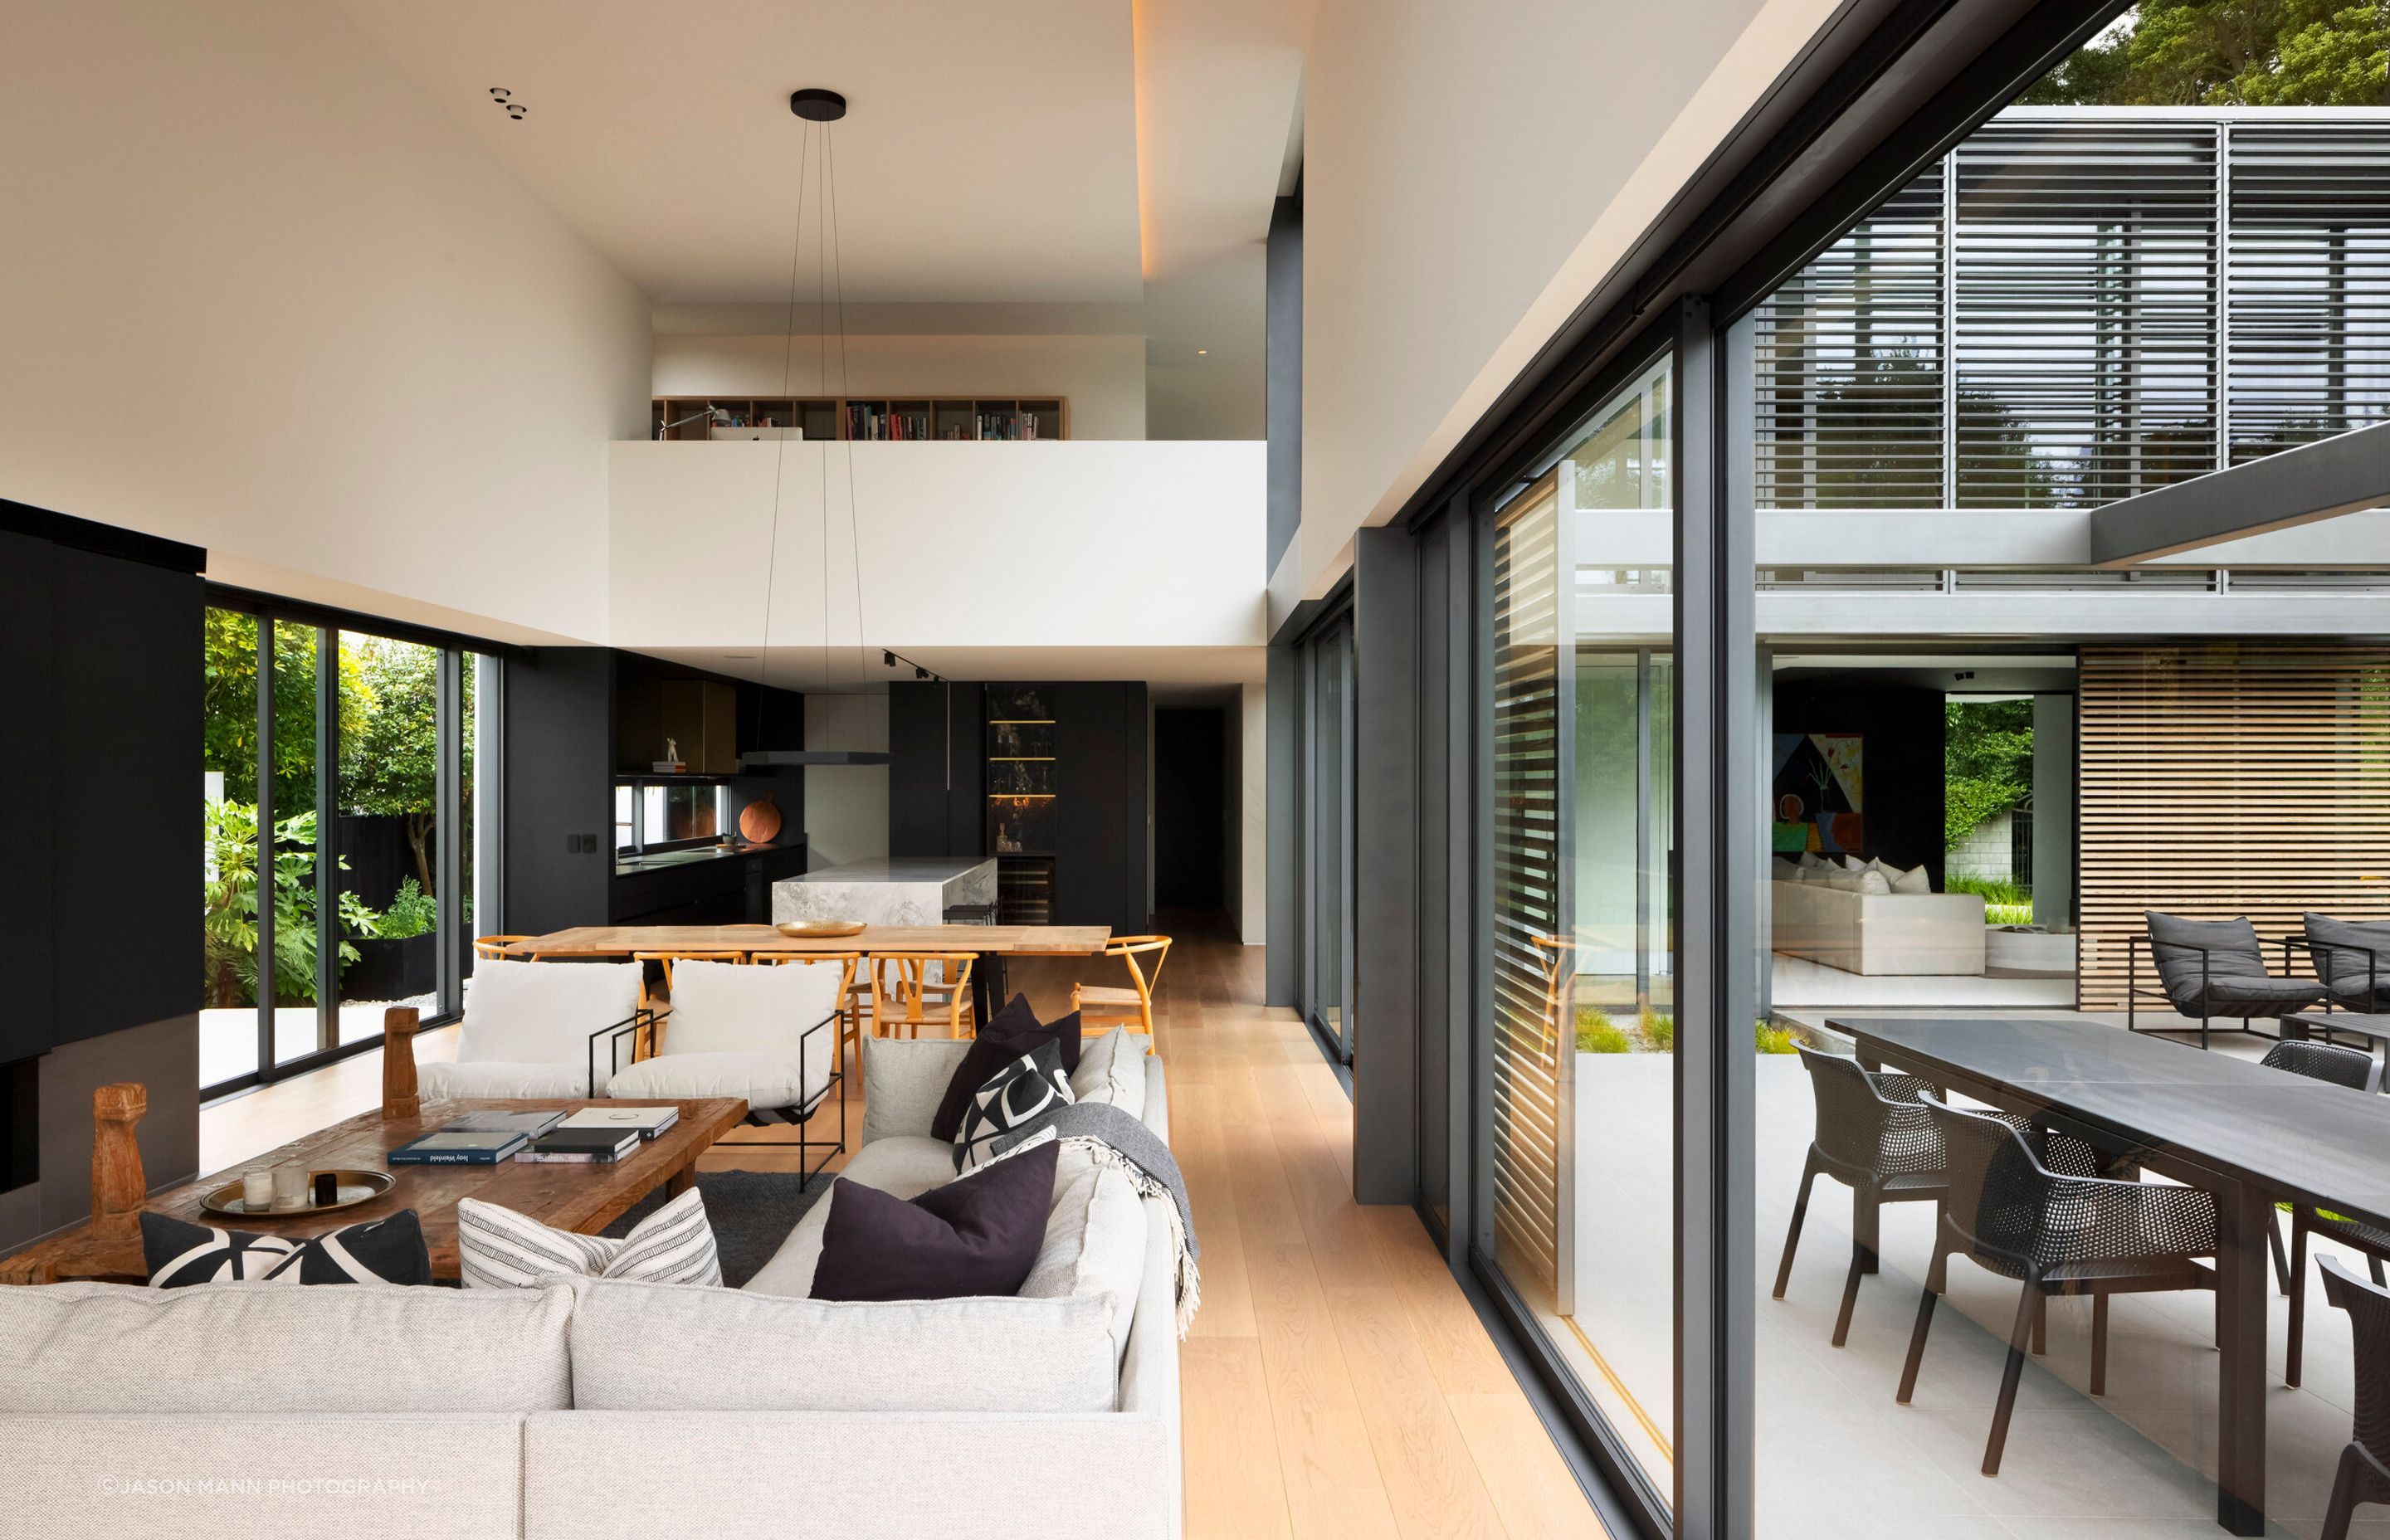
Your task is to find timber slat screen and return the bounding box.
[2077,644,2390,1010]
[1490,471,1566,1296]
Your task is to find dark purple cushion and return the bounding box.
[810,1139,1059,1301]
[927,994,1083,1141]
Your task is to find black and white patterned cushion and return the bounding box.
[458,1186,721,1289]
[141,1209,433,1287]
[954,1038,1075,1173]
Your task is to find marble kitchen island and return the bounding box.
[772,856,999,928]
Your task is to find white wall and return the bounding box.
[802,694,890,870]
[608,441,1267,653]
[652,334,1149,441]
[0,2,651,644]
[1240,681,1268,944]
[1296,0,1843,600]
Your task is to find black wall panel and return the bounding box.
[0,532,56,1065]
[1056,682,1149,933]
[504,648,615,935]
[48,548,202,1050]
[1772,680,1948,885]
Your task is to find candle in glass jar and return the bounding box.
[241,1168,273,1211]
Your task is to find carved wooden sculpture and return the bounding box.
[383,1005,421,1120]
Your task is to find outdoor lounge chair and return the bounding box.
[2299,913,2390,1015]
[2128,911,2325,1050]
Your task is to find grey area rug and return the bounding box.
[600,1168,834,1288]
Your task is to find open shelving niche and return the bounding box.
[651,396,1066,442]
[986,685,1056,925]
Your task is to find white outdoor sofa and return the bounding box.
[1772,870,1987,975]
[0,1037,1181,1540]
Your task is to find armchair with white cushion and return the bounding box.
[417,959,649,1100]
[606,959,847,1176]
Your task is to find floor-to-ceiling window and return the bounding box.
[1305,615,1358,1063]
[1485,348,1680,1508]
[199,597,497,1097]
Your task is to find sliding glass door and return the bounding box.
[1484,350,1680,1510]
[1306,618,1358,1062]
[200,599,492,1097]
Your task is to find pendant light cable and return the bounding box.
[759,119,813,700]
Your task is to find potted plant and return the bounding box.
[344,877,437,1001]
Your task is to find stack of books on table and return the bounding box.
[388,1110,566,1166]
[515,1107,680,1163]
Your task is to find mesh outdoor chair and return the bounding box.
[2318,1255,2390,1540]
[2257,1040,2380,1304]
[1773,1048,2103,1348]
[2129,911,2325,1050]
[1896,1099,2219,1477]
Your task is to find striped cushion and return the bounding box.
[459,1187,721,1289]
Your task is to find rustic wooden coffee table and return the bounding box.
[0,1088,747,1285]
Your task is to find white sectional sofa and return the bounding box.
[1771,860,1987,976]
[0,1038,1180,1540]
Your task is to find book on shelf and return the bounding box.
[388,1128,532,1165]
[513,1127,641,1164]
[556,1105,680,1139]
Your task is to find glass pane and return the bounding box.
[1313,631,1346,1051]
[335,634,443,1046]
[1490,353,1678,1507]
[199,607,261,1089]
[268,620,322,1066]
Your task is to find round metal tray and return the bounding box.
[200,1168,395,1219]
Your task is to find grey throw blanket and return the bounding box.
[990,1100,1201,1334]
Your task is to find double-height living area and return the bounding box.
[20,3,2390,1540]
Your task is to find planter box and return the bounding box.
[345,933,436,1001]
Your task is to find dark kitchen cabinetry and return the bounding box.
[889,681,983,859]
[887,679,1149,937]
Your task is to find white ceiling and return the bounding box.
[335,0,1144,304]
[334,0,1310,434]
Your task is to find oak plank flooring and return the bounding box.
[200,910,1607,1539]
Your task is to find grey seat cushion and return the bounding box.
[2145,911,2323,1016]
[2307,913,2390,1008]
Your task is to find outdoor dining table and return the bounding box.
[1833,1013,2390,1538]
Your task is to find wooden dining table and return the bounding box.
[508,923,1113,1019]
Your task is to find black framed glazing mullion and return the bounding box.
[1339,625,1359,1063]
[1671,294,1759,1539]
[436,649,463,1017]
[315,627,338,1058]
[253,616,275,1089]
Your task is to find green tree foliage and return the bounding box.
[202,803,373,1007]
[340,637,471,894]
[1945,699,2036,850]
[201,611,365,811]
[2022,1,2388,106]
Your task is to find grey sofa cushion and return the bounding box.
[861,1036,975,1145]
[742,1136,963,1299]
[0,1280,574,1413]
[2307,913,2390,1006]
[569,1277,1116,1413]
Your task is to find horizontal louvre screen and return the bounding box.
[1752,165,1945,509]
[2227,123,2390,464]
[2076,645,2390,1012]
[1491,474,1565,1298]
[1753,114,2390,510]
[1954,120,2218,508]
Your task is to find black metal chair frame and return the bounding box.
[589,1007,847,1183]
[2288,934,2389,1018]
[2126,933,2324,1050]
[1895,1100,2219,1478]
[2318,1255,2390,1540]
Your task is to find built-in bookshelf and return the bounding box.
[986,685,1056,925]
[651,396,1066,442]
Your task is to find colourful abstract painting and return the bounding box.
[1772,733,1864,855]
